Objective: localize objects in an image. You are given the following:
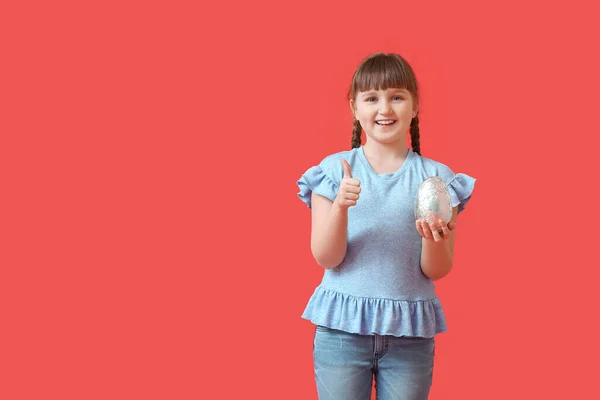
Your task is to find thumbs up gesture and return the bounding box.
[335,160,361,209]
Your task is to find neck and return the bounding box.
[361,140,410,174]
[362,140,409,161]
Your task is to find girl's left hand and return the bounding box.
[416,218,456,242]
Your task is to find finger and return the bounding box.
[344,199,357,207]
[415,220,425,237]
[447,221,456,231]
[419,220,432,240]
[345,185,361,194]
[439,219,451,237]
[344,177,361,187]
[346,193,359,201]
[341,160,352,179]
[429,221,442,242]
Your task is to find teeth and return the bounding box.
[377,120,395,125]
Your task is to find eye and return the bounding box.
[365,97,377,102]
[392,95,404,101]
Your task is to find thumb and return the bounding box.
[447,221,456,231]
[341,159,352,179]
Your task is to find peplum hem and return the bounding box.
[301,286,447,338]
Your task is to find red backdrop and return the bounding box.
[1,0,599,399]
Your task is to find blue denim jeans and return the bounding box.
[312,325,435,400]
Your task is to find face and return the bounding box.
[350,87,418,146]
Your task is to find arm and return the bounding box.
[309,160,360,269]
[310,193,349,269]
[419,206,459,281]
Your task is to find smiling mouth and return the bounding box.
[375,120,396,126]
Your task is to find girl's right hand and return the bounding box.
[334,160,361,209]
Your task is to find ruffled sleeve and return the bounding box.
[297,165,339,209]
[446,173,476,214]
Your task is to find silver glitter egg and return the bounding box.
[414,176,452,224]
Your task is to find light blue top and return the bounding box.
[297,146,476,338]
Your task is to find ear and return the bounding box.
[349,99,356,119]
[412,108,419,119]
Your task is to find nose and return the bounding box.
[379,100,392,114]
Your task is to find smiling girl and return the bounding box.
[297,53,476,400]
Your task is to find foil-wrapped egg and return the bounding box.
[414,176,452,224]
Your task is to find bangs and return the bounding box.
[350,54,418,97]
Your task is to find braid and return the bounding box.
[351,120,362,149]
[410,116,421,155]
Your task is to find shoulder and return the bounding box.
[412,152,456,184]
[413,152,477,213]
[316,148,360,181]
[318,148,357,168]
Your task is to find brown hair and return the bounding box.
[348,53,421,155]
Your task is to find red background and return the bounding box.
[1,0,599,399]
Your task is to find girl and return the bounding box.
[297,53,476,400]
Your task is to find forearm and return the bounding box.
[420,239,453,280]
[311,203,348,269]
